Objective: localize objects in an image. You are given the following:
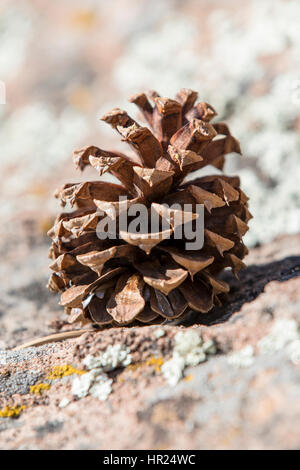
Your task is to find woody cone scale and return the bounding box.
[47,89,252,326]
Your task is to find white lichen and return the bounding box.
[58,398,70,409]
[89,376,113,401]
[162,330,217,386]
[83,344,131,372]
[227,345,255,369]
[72,368,112,401]
[153,328,166,339]
[72,343,131,401]
[286,340,300,365]
[227,320,300,368]
[72,369,99,399]
[174,330,202,356]
[258,319,300,365]
[202,339,217,356]
[258,319,299,354]
[161,355,186,387]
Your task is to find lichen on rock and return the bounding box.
[83,344,131,372]
[72,343,131,401]
[258,319,300,364]
[72,369,112,401]
[227,345,255,369]
[0,405,26,418]
[162,330,217,386]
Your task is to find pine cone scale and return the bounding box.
[48,89,251,326]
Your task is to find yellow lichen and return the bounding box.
[30,383,51,395]
[47,365,86,380]
[183,374,194,382]
[145,357,164,372]
[70,9,96,30]
[0,406,26,418]
[126,363,141,372]
[127,356,164,373]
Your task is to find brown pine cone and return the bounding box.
[47,89,252,326]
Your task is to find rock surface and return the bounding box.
[0,228,300,450]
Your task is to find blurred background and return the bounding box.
[1,0,300,246]
[0,0,300,345]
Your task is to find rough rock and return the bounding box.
[0,228,300,449]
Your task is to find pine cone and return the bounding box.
[47,89,252,326]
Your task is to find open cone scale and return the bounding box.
[47,89,251,326]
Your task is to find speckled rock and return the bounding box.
[0,233,300,449]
